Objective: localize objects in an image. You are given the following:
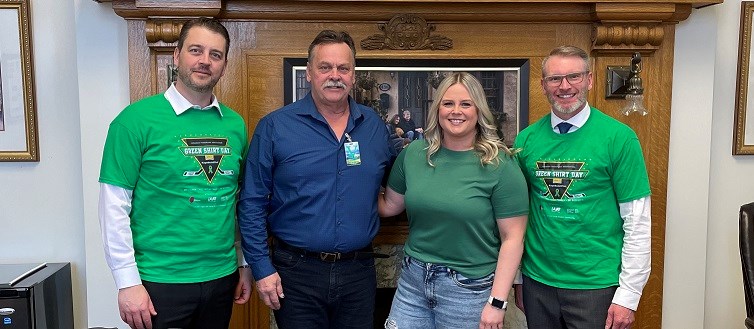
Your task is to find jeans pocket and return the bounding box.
[451,271,494,291]
[401,256,411,269]
[272,248,303,270]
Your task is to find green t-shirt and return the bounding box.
[513,107,650,289]
[388,141,529,278]
[99,94,248,283]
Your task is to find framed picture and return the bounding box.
[0,0,37,161]
[283,58,530,243]
[735,1,754,155]
[283,58,530,147]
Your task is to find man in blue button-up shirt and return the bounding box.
[238,30,392,329]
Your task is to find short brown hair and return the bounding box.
[307,30,356,63]
[177,17,230,59]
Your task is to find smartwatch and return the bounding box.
[487,296,508,310]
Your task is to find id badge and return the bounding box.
[344,141,361,166]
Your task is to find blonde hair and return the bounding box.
[424,72,515,166]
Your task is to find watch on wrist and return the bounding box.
[238,264,250,269]
[487,296,508,310]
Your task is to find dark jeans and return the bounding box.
[272,247,377,329]
[141,271,237,329]
[404,130,424,141]
[522,275,617,329]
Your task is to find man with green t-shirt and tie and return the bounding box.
[98,18,251,329]
[513,45,651,329]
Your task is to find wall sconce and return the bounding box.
[605,52,648,116]
[389,71,395,80]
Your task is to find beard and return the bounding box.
[547,91,587,115]
[177,65,220,94]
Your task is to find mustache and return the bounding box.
[323,80,347,89]
[192,64,211,74]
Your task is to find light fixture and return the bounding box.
[605,52,648,116]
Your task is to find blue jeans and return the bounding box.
[385,256,494,329]
[272,247,376,329]
[404,130,424,140]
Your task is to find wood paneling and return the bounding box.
[108,1,722,328]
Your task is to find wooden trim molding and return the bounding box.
[145,19,183,43]
[360,14,453,51]
[592,23,666,54]
[589,2,690,54]
[113,0,220,17]
[593,24,665,47]
[139,15,672,54]
[112,1,716,49]
[112,1,715,22]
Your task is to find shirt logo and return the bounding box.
[179,138,234,183]
[535,161,589,200]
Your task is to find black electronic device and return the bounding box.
[0,263,73,329]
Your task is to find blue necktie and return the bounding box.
[556,122,573,134]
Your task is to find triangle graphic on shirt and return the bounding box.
[535,161,588,200]
[179,137,234,183]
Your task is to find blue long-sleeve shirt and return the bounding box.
[238,94,392,281]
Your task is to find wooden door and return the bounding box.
[398,71,429,128]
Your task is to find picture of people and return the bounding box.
[286,58,528,146]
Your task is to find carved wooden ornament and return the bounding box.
[360,14,452,50]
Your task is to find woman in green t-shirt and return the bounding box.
[378,72,529,329]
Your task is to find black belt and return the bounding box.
[275,239,389,263]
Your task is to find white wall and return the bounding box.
[0,1,746,328]
[703,0,754,327]
[0,0,127,327]
[0,0,87,328]
[74,0,130,327]
[664,5,717,328]
[667,1,754,328]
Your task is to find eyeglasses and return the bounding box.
[542,71,589,87]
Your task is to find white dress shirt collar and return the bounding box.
[164,83,223,116]
[551,102,590,133]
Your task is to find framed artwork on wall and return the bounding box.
[0,0,37,161]
[283,58,530,147]
[735,1,754,155]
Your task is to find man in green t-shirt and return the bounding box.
[98,18,251,329]
[513,46,651,329]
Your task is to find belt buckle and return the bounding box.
[319,252,340,262]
